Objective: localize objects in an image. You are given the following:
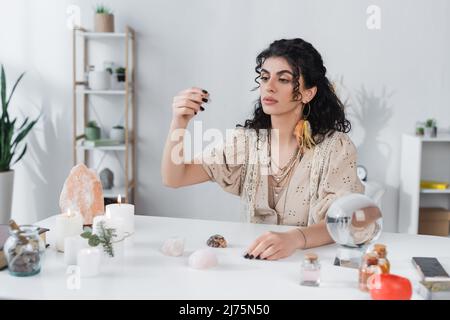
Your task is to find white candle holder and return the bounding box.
[64,236,87,266]
[77,248,101,277]
[105,195,135,237]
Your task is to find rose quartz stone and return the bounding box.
[188,249,218,269]
[161,237,185,257]
[59,164,105,225]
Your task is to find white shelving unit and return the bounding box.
[398,133,450,234]
[72,26,136,203]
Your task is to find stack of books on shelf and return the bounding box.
[83,139,123,147]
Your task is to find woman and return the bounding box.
[162,38,380,260]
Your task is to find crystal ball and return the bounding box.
[326,193,383,248]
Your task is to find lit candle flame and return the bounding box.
[118,195,122,204]
[67,208,73,217]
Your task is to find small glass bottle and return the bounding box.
[300,253,321,287]
[358,252,381,292]
[373,244,390,274]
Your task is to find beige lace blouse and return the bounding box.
[196,129,364,227]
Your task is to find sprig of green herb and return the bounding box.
[81,221,117,257]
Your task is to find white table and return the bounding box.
[1,215,449,300]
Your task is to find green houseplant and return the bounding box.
[424,118,437,138]
[94,4,114,33]
[115,67,126,82]
[85,120,101,141]
[0,65,39,223]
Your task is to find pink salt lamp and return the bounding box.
[59,164,105,225]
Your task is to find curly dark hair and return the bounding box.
[237,38,351,145]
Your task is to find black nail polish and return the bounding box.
[202,98,208,103]
[202,89,208,94]
[255,255,261,260]
[244,253,250,259]
[249,255,254,259]
[200,106,205,111]
[195,112,197,115]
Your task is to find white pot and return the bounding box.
[0,170,14,224]
[88,71,111,90]
[109,128,125,142]
[424,127,434,138]
[110,74,124,90]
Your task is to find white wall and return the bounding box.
[1,0,450,232]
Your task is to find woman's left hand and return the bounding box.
[246,229,304,261]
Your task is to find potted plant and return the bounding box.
[109,124,125,143]
[85,120,101,141]
[0,65,40,224]
[424,118,437,138]
[415,121,425,136]
[113,67,126,90]
[115,67,126,82]
[94,4,114,33]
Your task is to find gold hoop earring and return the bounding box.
[293,102,315,154]
[303,102,311,119]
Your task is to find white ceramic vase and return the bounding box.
[88,71,111,90]
[0,170,14,224]
[424,127,434,138]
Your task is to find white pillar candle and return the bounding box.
[77,248,101,277]
[92,208,126,259]
[92,209,125,241]
[105,195,135,236]
[64,236,87,265]
[55,209,83,252]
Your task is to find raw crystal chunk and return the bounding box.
[206,234,227,248]
[188,249,218,269]
[59,164,105,225]
[161,237,185,257]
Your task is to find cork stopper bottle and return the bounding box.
[373,244,390,274]
[300,253,321,287]
[359,252,381,292]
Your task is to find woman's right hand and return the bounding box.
[172,87,209,127]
